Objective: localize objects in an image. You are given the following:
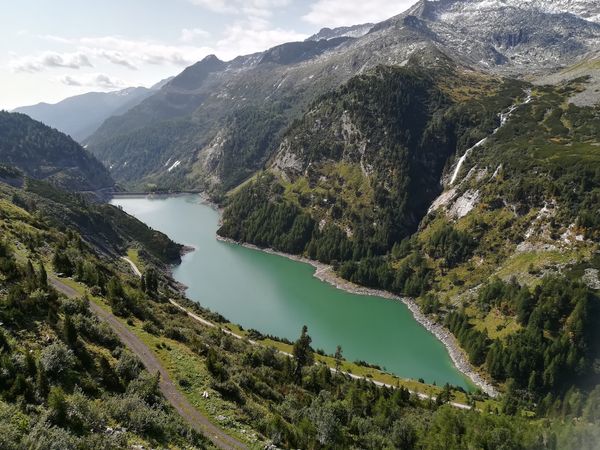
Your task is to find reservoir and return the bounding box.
[112,195,471,389]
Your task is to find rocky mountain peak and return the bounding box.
[422,0,600,23]
[370,0,600,74]
[306,23,374,41]
[259,38,352,66]
[86,0,600,192]
[168,54,226,90]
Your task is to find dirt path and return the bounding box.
[121,256,142,277]
[49,277,247,450]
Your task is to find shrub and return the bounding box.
[40,342,75,380]
[115,351,143,382]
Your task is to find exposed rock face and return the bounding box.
[449,190,480,219]
[306,23,375,41]
[377,0,600,74]
[271,139,304,180]
[583,268,600,290]
[426,0,600,24]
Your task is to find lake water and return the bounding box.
[112,195,471,388]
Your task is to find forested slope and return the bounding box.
[219,56,525,260]
[0,112,113,193]
[2,178,597,449]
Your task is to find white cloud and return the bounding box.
[99,50,138,69]
[186,0,290,18]
[15,35,213,69]
[303,0,416,27]
[186,0,238,13]
[17,27,307,73]
[60,73,126,89]
[216,19,306,57]
[10,51,93,72]
[180,27,210,43]
[78,36,214,67]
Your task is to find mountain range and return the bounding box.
[82,0,600,194]
[12,79,170,142]
[1,0,600,447]
[216,0,600,413]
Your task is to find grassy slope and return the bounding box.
[424,79,600,317]
[0,187,210,449]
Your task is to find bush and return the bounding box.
[115,351,143,382]
[105,394,168,435]
[59,297,89,315]
[40,342,75,380]
[66,389,105,433]
[164,326,188,342]
[142,321,160,335]
[25,422,77,450]
[126,372,161,405]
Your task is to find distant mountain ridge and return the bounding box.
[0,111,113,193]
[306,23,374,41]
[13,83,165,142]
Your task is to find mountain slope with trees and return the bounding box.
[219,53,525,260]
[0,112,113,193]
[0,178,209,448]
[218,52,600,415]
[2,176,597,449]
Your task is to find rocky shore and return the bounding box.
[216,235,499,397]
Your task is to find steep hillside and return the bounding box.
[219,55,526,256]
[86,0,600,193]
[13,86,157,142]
[536,50,600,106]
[0,112,113,193]
[0,180,207,448]
[1,93,598,450]
[4,175,182,264]
[408,76,600,406]
[219,62,600,410]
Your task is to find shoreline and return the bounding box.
[126,191,499,397]
[111,191,202,199]
[216,235,499,398]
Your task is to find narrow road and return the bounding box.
[49,277,247,450]
[169,297,473,410]
[122,256,142,277]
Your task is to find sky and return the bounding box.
[1,0,416,110]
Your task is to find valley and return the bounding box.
[112,195,473,389]
[2,0,600,447]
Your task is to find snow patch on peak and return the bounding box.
[307,23,374,42]
[433,0,600,23]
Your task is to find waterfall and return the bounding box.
[449,92,532,186]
